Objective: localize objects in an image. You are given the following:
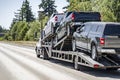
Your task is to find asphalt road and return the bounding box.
[0,42,120,80]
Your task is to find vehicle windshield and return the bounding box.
[104,24,120,35]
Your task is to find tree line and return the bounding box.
[5,0,56,41]
[4,0,120,41]
[0,25,8,40]
[67,0,120,22]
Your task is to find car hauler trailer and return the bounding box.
[36,23,120,71]
[36,11,120,70]
[40,44,120,70]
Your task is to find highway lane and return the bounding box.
[0,42,120,80]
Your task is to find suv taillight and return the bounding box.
[100,38,105,45]
[71,13,75,20]
[55,16,58,21]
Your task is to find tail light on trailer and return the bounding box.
[55,16,58,21]
[94,64,99,68]
[71,13,75,20]
[100,38,105,45]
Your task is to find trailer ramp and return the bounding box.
[51,50,104,68]
[51,50,120,69]
[77,53,120,69]
[41,40,120,69]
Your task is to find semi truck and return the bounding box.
[35,12,120,70]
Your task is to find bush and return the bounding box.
[24,21,40,41]
[5,16,49,41]
[0,37,4,41]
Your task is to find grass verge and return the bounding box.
[0,41,37,47]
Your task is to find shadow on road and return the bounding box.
[84,69,120,79]
[45,58,120,79]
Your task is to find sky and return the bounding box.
[0,0,68,29]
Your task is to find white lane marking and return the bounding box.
[0,45,78,80]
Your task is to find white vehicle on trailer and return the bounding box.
[43,13,64,39]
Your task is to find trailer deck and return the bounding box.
[39,22,120,70]
[41,44,120,70]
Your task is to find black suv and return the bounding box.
[73,22,120,60]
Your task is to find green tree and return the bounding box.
[68,0,80,11]
[5,0,37,41]
[10,22,18,40]
[15,22,26,40]
[15,0,35,22]
[0,25,2,32]
[39,0,57,16]
[92,0,116,21]
[66,0,120,22]
[112,0,120,22]
[19,23,29,40]
[67,0,92,11]
[24,21,40,41]
[22,0,35,22]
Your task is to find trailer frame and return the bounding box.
[38,22,120,70]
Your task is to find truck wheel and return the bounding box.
[72,39,76,51]
[74,56,79,70]
[36,47,40,58]
[91,45,98,61]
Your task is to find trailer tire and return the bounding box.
[91,45,98,61]
[42,48,49,60]
[74,56,79,70]
[36,52,40,58]
[72,39,76,51]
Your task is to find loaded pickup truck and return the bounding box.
[73,22,120,60]
[55,12,101,41]
[42,13,64,40]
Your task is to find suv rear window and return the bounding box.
[104,24,120,35]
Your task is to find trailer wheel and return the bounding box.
[72,39,76,51]
[74,56,79,70]
[36,52,40,58]
[42,48,49,60]
[91,45,98,61]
